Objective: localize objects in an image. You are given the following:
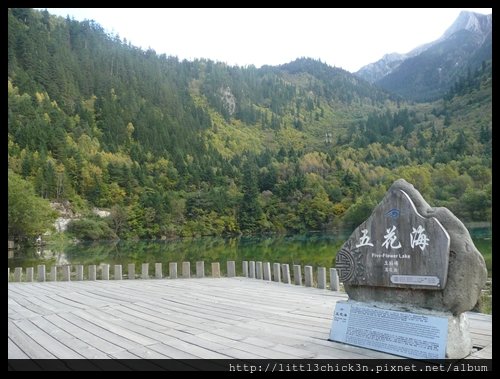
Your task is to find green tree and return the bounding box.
[238,160,263,233]
[8,169,57,242]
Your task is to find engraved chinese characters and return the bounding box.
[335,187,450,290]
[331,179,488,359]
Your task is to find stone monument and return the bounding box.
[330,179,487,359]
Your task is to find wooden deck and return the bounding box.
[8,278,492,359]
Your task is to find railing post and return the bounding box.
[256,261,263,279]
[50,266,57,282]
[263,262,271,281]
[227,261,236,277]
[62,265,71,281]
[37,265,46,282]
[14,267,22,282]
[281,264,291,284]
[249,261,255,278]
[114,265,123,280]
[169,262,178,279]
[317,267,326,289]
[330,268,340,291]
[76,265,84,281]
[304,266,313,287]
[88,265,96,281]
[26,267,34,282]
[182,262,190,278]
[242,261,249,277]
[155,263,162,279]
[141,263,149,279]
[101,264,110,280]
[128,263,135,280]
[196,261,205,278]
[211,262,220,278]
[273,263,281,283]
[293,265,302,285]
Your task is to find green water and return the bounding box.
[8,227,491,276]
[8,233,347,277]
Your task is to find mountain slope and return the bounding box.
[8,8,491,241]
[356,11,492,101]
[355,53,406,84]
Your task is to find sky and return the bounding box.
[40,8,492,73]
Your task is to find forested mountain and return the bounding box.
[357,11,492,102]
[8,9,492,242]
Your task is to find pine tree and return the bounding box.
[237,159,263,233]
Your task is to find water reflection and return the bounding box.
[9,229,491,275]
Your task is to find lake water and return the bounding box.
[8,227,491,276]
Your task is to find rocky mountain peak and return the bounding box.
[441,11,492,40]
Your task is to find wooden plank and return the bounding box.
[8,298,40,320]
[146,343,202,359]
[8,278,491,360]
[74,285,145,304]
[13,318,82,359]
[7,295,54,316]
[43,313,128,355]
[56,291,113,308]
[81,307,238,359]
[8,321,56,359]
[55,312,144,352]
[27,316,110,358]
[118,303,215,333]
[468,343,492,359]
[10,282,57,297]
[125,345,172,359]
[8,337,30,359]
[94,309,269,358]
[41,293,90,310]
[69,308,159,346]
[13,293,73,315]
[194,331,300,359]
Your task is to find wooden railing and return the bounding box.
[7,261,341,290]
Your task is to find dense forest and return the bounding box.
[8,9,492,243]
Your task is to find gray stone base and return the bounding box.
[446,312,472,359]
[343,300,472,359]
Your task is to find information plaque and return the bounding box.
[329,301,448,359]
